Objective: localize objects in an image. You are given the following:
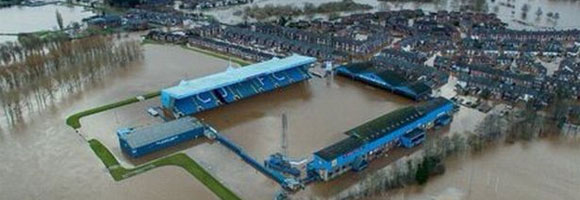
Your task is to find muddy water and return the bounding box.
[0,4,94,34]
[197,76,411,160]
[204,0,580,30]
[381,139,580,200]
[0,44,225,200]
[2,4,580,198]
[1,43,579,200]
[80,68,414,199]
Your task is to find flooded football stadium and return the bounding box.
[2,0,580,199]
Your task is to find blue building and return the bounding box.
[400,129,426,148]
[117,116,206,158]
[161,54,316,117]
[336,62,433,101]
[307,97,455,181]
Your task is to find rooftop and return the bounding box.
[314,137,364,162]
[118,116,204,148]
[348,97,449,142]
[314,97,452,161]
[162,54,316,99]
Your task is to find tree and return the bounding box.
[415,156,440,185]
[56,10,64,31]
[476,114,502,141]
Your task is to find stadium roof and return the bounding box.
[407,82,431,95]
[314,137,364,162]
[119,116,204,148]
[313,97,452,161]
[348,97,450,142]
[162,54,316,99]
[347,106,420,142]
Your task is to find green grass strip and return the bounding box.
[88,139,240,200]
[65,91,160,129]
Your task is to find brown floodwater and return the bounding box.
[204,0,580,30]
[374,138,580,200]
[0,4,95,42]
[3,1,580,196]
[2,43,580,200]
[0,44,225,200]
[197,76,411,160]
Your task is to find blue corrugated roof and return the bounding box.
[162,54,316,99]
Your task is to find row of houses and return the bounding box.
[381,49,428,64]
[372,55,449,88]
[344,9,504,38]
[422,10,506,31]
[125,9,192,26]
[453,57,580,104]
[147,31,188,44]
[251,23,391,57]
[554,58,580,82]
[187,35,277,61]
[181,0,251,10]
[459,38,579,57]
[413,19,460,38]
[190,24,347,60]
[452,63,538,88]
[398,34,455,54]
[146,30,277,62]
[470,28,580,43]
[456,73,550,104]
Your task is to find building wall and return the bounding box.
[119,127,205,158]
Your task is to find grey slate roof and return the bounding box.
[121,116,204,148]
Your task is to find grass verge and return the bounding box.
[89,139,240,200]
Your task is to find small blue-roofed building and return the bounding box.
[117,116,205,158]
[161,54,316,116]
